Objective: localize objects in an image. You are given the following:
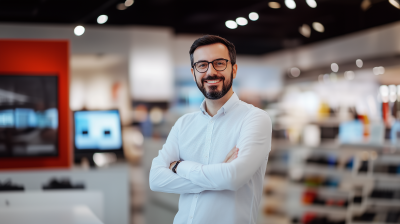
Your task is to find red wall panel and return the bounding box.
[0,39,71,170]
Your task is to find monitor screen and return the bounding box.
[74,110,122,151]
[0,75,58,157]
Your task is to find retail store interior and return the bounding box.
[1,0,400,224]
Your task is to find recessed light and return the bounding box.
[125,0,134,7]
[249,12,259,21]
[117,3,127,10]
[236,17,248,26]
[312,22,324,33]
[226,20,238,29]
[74,25,85,36]
[285,0,296,9]
[299,24,311,38]
[97,15,108,24]
[269,2,281,9]
[356,59,363,68]
[306,0,317,8]
[331,63,339,72]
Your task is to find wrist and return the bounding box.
[172,161,181,173]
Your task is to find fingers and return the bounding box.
[226,148,239,163]
[226,146,237,159]
[224,146,237,163]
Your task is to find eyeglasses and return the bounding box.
[193,59,230,73]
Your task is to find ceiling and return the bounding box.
[1,0,400,55]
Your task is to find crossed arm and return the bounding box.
[149,111,271,194]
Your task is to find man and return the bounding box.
[149,35,271,224]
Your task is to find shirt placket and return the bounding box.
[187,117,216,224]
[204,118,215,164]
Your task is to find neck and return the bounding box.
[205,88,234,117]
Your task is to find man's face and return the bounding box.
[191,43,237,100]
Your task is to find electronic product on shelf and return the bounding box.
[73,110,123,166]
[0,75,58,157]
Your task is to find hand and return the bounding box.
[169,161,178,170]
[224,146,239,163]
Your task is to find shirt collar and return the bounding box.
[200,92,240,115]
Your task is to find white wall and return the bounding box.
[70,54,132,125]
[129,27,174,101]
[261,21,400,71]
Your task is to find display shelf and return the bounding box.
[373,173,400,181]
[351,222,388,224]
[290,183,350,196]
[302,205,348,215]
[258,213,290,224]
[264,141,400,224]
[367,199,400,206]
[266,161,289,170]
[300,165,354,177]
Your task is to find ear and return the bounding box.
[232,63,238,80]
[191,67,196,82]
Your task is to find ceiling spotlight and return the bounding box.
[226,20,238,29]
[299,24,311,38]
[373,66,385,75]
[236,17,248,26]
[306,0,317,8]
[249,12,259,21]
[361,0,372,11]
[290,67,301,77]
[356,59,363,68]
[74,25,85,36]
[117,3,127,10]
[389,0,400,9]
[344,71,355,80]
[331,63,339,72]
[285,0,296,9]
[312,22,324,33]
[125,0,134,7]
[97,15,108,24]
[269,2,281,9]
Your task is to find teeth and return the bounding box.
[207,80,220,83]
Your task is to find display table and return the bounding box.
[0,205,103,224]
[0,163,130,224]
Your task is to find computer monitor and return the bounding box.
[73,110,123,154]
[0,75,58,157]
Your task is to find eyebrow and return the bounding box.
[195,58,227,63]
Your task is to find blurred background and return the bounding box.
[1,0,400,224]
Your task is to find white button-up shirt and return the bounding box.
[149,93,271,224]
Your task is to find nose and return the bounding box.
[206,62,217,76]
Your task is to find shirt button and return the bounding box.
[205,155,208,158]
[190,216,193,219]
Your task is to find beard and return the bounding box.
[194,71,233,100]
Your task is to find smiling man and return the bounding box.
[149,35,272,224]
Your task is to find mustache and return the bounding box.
[201,75,225,83]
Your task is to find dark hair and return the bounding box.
[189,35,236,67]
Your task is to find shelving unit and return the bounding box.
[259,140,400,224]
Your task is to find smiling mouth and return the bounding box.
[205,79,222,84]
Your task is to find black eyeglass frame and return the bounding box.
[192,59,230,73]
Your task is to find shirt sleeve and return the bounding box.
[176,110,271,191]
[149,117,214,194]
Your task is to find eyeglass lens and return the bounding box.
[195,59,227,73]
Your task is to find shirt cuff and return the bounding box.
[176,161,202,179]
